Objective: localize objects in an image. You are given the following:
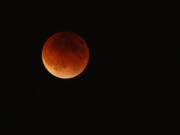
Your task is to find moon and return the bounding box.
[42,32,89,79]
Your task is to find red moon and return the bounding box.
[42,32,89,79]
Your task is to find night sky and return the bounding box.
[2,1,153,112]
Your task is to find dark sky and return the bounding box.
[1,1,153,112]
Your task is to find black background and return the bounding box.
[1,1,153,112]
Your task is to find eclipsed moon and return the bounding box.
[42,32,89,79]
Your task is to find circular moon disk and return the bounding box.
[42,32,89,79]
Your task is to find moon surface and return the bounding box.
[42,32,89,79]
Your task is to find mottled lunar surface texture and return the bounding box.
[42,32,89,79]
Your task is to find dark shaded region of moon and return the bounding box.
[42,32,89,79]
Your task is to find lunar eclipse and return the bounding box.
[42,32,89,79]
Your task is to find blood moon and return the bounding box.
[42,32,89,79]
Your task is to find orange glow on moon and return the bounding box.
[42,32,89,79]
